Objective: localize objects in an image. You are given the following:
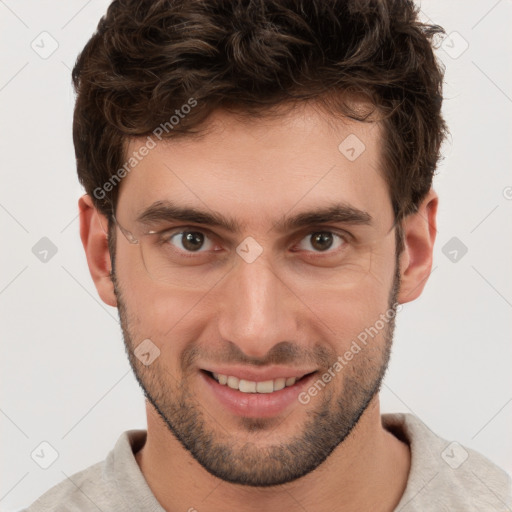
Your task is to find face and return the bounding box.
[111,102,399,486]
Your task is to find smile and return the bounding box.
[210,372,306,393]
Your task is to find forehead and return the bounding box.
[117,102,393,232]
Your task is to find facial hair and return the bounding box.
[113,260,401,487]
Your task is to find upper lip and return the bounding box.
[201,366,316,382]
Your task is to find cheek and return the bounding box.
[117,268,210,360]
[304,282,391,347]
[115,241,149,287]
[115,234,397,362]
[292,251,396,354]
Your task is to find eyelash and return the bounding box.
[155,227,351,258]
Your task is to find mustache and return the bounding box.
[181,341,335,371]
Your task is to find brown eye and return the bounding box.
[295,231,347,253]
[165,230,213,252]
[310,232,334,251]
[181,231,205,251]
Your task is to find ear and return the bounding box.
[78,194,117,307]
[397,188,438,304]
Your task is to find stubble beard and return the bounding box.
[112,260,400,486]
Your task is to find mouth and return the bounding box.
[199,369,318,418]
[202,370,313,394]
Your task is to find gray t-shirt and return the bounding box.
[22,413,511,511]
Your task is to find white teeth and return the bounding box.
[227,376,239,390]
[285,377,296,386]
[256,380,274,393]
[239,379,257,393]
[273,377,286,391]
[211,372,302,393]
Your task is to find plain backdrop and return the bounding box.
[1,1,511,510]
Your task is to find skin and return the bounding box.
[79,101,437,512]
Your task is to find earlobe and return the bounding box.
[78,194,117,308]
[397,189,438,304]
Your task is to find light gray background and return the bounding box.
[1,1,511,510]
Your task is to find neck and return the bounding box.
[135,396,410,512]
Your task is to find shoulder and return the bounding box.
[21,430,147,512]
[383,413,512,511]
[21,460,107,512]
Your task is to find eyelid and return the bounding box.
[146,225,218,239]
[149,224,353,237]
[297,226,353,240]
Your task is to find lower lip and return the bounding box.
[200,371,317,418]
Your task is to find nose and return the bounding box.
[216,251,300,359]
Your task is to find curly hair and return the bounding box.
[72,0,447,233]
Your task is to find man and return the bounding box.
[24,0,511,510]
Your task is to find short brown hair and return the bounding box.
[72,0,447,228]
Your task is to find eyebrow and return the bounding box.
[136,200,373,233]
